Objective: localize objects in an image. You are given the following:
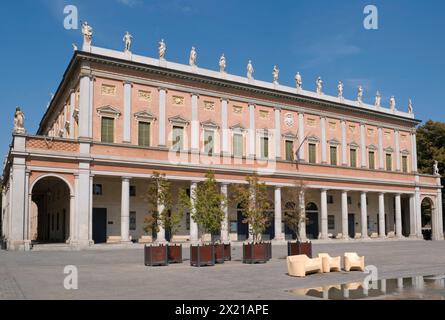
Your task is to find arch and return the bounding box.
[31,175,72,244]
[421,197,434,240]
[305,202,319,239]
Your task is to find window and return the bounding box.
[138,122,151,147]
[130,212,136,231]
[130,186,136,197]
[204,130,214,155]
[386,153,392,171]
[327,195,334,204]
[285,140,294,161]
[350,148,357,168]
[330,146,337,166]
[402,155,408,173]
[93,184,103,195]
[172,126,184,150]
[233,133,243,157]
[101,117,114,143]
[260,136,269,158]
[369,151,375,170]
[328,215,335,230]
[308,143,316,164]
[347,196,352,205]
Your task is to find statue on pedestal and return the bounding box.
[123,32,133,52]
[433,160,439,175]
[272,65,279,84]
[295,72,302,89]
[159,39,166,60]
[219,54,226,73]
[390,96,396,111]
[337,81,344,98]
[316,77,323,94]
[189,47,197,66]
[247,60,254,80]
[14,106,25,134]
[375,91,381,108]
[81,21,93,48]
[357,86,363,103]
[408,99,413,114]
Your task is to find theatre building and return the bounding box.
[1,28,443,250]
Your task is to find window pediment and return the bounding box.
[282,131,297,140]
[349,141,360,149]
[169,115,190,126]
[384,146,394,153]
[134,110,156,122]
[327,138,341,145]
[201,119,220,129]
[368,144,377,151]
[230,123,246,132]
[97,105,121,118]
[400,149,410,155]
[307,135,319,143]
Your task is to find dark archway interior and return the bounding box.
[421,197,433,240]
[31,177,70,244]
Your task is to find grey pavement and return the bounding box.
[1,240,445,300]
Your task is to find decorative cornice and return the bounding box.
[168,115,190,126]
[327,138,341,146]
[96,105,121,117]
[134,110,156,121]
[201,119,220,129]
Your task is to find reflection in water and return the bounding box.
[287,274,445,300]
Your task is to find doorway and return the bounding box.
[93,208,107,244]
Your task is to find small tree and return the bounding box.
[282,180,307,241]
[179,172,226,244]
[230,174,271,243]
[143,172,184,241]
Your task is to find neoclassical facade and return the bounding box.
[1,29,443,250]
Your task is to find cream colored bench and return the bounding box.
[138,235,153,243]
[106,236,122,244]
[387,231,395,238]
[318,253,341,273]
[370,232,379,239]
[287,254,323,277]
[171,235,190,242]
[354,233,362,239]
[344,252,365,272]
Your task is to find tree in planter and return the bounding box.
[230,174,271,243]
[179,171,226,244]
[143,172,184,242]
[282,180,307,241]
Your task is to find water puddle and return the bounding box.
[287,275,445,300]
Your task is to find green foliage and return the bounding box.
[230,174,271,243]
[143,172,184,238]
[417,120,445,176]
[180,172,226,241]
[282,180,306,241]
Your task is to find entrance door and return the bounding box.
[93,208,107,244]
[305,202,319,239]
[237,208,249,241]
[348,214,355,238]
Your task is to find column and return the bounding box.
[77,162,91,245]
[190,181,199,243]
[156,203,166,243]
[123,81,132,143]
[298,191,307,241]
[89,175,93,242]
[409,194,417,238]
[341,120,347,166]
[341,191,349,239]
[437,185,444,240]
[69,90,76,139]
[274,108,281,159]
[378,193,386,238]
[411,131,418,172]
[360,123,366,168]
[298,112,305,161]
[121,177,131,243]
[158,88,166,146]
[378,127,384,169]
[274,186,284,240]
[395,193,402,238]
[415,188,422,238]
[248,104,255,158]
[220,183,229,242]
[191,93,199,152]
[395,130,401,171]
[24,170,30,248]
[320,116,327,163]
[360,192,369,239]
[79,75,92,139]
[320,189,328,239]
[221,99,229,156]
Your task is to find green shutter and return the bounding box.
[204,130,214,155]
[233,134,243,157]
[386,154,392,171]
[402,156,408,173]
[285,140,294,161]
[369,151,375,170]
[309,144,316,163]
[261,137,269,158]
[350,149,357,167]
[330,146,337,166]
[138,122,150,147]
[101,117,114,143]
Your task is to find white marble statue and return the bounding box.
[390,96,396,111]
[408,99,413,114]
[272,65,279,84]
[72,43,78,51]
[295,72,302,89]
[123,32,133,52]
[189,47,197,66]
[357,85,363,103]
[375,91,381,108]
[433,160,439,175]
[159,39,166,60]
[219,54,226,73]
[316,77,323,94]
[81,21,93,48]
[337,81,344,98]
[247,60,254,80]
[13,106,25,134]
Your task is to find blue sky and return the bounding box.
[0,0,444,159]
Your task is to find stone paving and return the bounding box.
[1,240,445,300]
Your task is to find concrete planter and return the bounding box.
[190,244,215,267]
[287,241,312,258]
[242,242,270,264]
[144,244,168,266]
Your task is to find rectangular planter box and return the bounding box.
[287,241,312,258]
[223,243,231,261]
[243,242,270,264]
[167,244,183,263]
[144,244,168,266]
[190,244,215,267]
[214,243,231,263]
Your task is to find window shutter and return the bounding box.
[285,140,294,161]
[138,122,150,147]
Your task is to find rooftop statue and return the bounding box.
[357,85,363,103]
[219,54,226,73]
[316,77,323,95]
[337,81,344,98]
[408,99,413,114]
[189,47,197,66]
[375,91,381,108]
[81,21,93,48]
[247,60,254,80]
[123,32,133,52]
[159,39,166,60]
[14,106,25,134]
[295,72,302,89]
[390,96,396,111]
[433,160,439,175]
[272,65,279,84]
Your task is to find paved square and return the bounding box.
[1,240,445,300]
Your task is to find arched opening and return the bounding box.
[31,176,71,244]
[284,201,298,240]
[236,203,249,241]
[305,202,319,240]
[421,197,433,240]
